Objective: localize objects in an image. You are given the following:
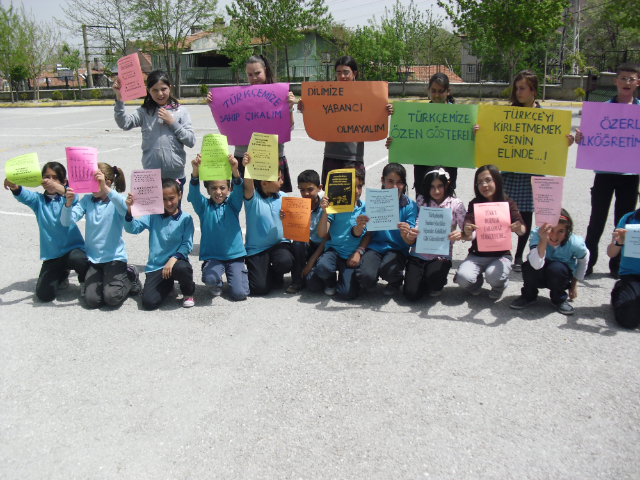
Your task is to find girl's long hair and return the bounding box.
[473,165,504,202]
[429,73,455,104]
[335,56,358,80]
[510,69,538,107]
[98,162,126,193]
[419,166,455,203]
[142,70,179,115]
[246,55,275,84]
[381,163,407,195]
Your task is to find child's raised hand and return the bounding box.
[463,223,478,237]
[538,223,553,241]
[473,124,480,134]
[448,229,462,242]
[510,220,524,234]
[612,228,627,245]
[398,222,411,237]
[287,91,296,106]
[575,128,582,144]
[191,154,201,177]
[162,257,177,279]
[297,100,304,113]
[112,77,122,101]
[319,196,330,211]
[242,152,251,167]
[228,154,239,174]
[385,137,393,150]
[386,103,393,115]
[65,187,76,206]
[206,91,213,103]
[355,215,370,228]
[566,134,575,146]
[126,193,134,207]
[95,169,106,187]
[157,107,174,125]
[4,178,18,191]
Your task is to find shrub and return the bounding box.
[574,87,585,101]
[501,87,512,99]
[52,91,62,100]
[64,91,75,100]
[20,93,28,101]
[41,98,51,103]
[199,83,209,97]
[90,88,102,99]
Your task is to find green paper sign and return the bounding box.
[5,152,42,187]
[389,102,478,169]
[200,134,232,181]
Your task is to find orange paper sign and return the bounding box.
[282,197,311,243]
[473,202,512,252]
[301,81,389,142]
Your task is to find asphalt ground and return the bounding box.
[1,104,639,479]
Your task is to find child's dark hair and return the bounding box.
[557,208,574,246]
[510,69,539,106]
[204,179,231,190]
[616,62,640,76]
[142,70,179,114]
[253,168,283,199]
[335,56,358,79]
[41,162,67,185]
[419,166,455,203]
[98,162,126,193]
[297,169,320,187]
[162,178,182,196]
[429,73,455,104]
[246,55,275,83]
[473,165,504,202]
[381,163,407,194]
[355,168,365,184]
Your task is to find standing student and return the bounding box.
[510,209,589,316]
[189,154,249,301]
[455,165,525,299]
[306,169,368,300]
[297,56,393,186]
[113,70,195,189]
[4,162,89,301]
[61,163,142,308]
[401,167,466,301]
[608,202,640,328]
[284,169,326,294]
[575,63,640,278]
[207,55,296,192]
[125,178,196,309]
[242,153,294,295]
[476,70,574,272]
[355,163,418,295]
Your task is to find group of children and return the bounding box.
[4,54,640,330]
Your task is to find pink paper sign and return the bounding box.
[576,101,640,174]
[209,83,291,145]
[66,146,98,193]
[117,53,147,102]
[532,176,564,227]
[130,169,164,216]
[474,202,512,252]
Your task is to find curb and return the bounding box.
[0,98,213,108]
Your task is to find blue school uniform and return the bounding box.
[325,200,367,259]
[367,194,417,257]
[61,190,128,263]
[188,177,246,261]
[529,227,589,274]
[12,187,85,260]
[124,209,194,273]
[309,192,325,245]
[617,210,640,276]
[244,190,288,256]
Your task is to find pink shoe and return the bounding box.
[182,296,195,308]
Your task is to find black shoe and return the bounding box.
[510,295,537,310]
[272,273,285,289]
[512,258,523,272]
[584,266,594,277]
[127,265,142,296]
[556,300,574,316]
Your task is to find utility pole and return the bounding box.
[82,25,94,88]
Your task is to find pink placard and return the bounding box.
[130,169,164,216]
[209,83,291,145]
[576,101,640,174]
[66,146,98,193]
[532,176,564,227]
[117,53,147,102]
[474,202,512,252]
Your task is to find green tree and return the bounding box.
[0,4,28,103]
[606,0,640,30]
[58,43,84,100]
[219,21,255,85]
[438,0,569,83]
[132,0,218,97]
[20,7,60,101]
[416,8,461,67]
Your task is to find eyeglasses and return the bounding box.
[476,178,494,187]
[619,77,639,83]
[336,70,353,77]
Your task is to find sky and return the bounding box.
[13,0,450,50]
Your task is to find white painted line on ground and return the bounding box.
[366,156,388,170]
[0,210,84,222]
[52,118,113,129]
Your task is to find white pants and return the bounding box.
[455,254,513,292]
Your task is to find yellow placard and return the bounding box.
[475,105,572,176]
[200,134,232,181]
[245,132,279,181]
[325,168,356,214]
[5,152,42,187]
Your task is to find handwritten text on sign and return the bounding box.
[365,188,399,231]
[209,83,291,145]
[576,101,640,174]
[389,102,477,168]
[5,152,42,187]
[301,81,388,142]
[66,146,98,193]
[245,132,279,181]
[200,134,232,181]
[475,106,571,176]
[281,197,312,243]
[473,202,512,252]
[416,207,452,256]
[532,176,564,227]
[117,53,147,102]
[130,169,164,216]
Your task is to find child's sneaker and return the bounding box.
[489,287,504,300]
[286,283,303,294]
[556,300,574,316]
[428,289,443,297]
[57,277,69,290]
[79,282,86,298]
[182,296,195,308]
[210,286,222,297]
[510,295,536,310]
[324,286,337,296]
[127,265,142,296]
[383,283,400,296]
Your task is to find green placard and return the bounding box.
[200,134,232,181]
[5,152,42,187]
[389,102,478,169]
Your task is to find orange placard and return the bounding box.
[282,197,311,242]
[301,81,389,142]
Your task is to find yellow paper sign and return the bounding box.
[245,132,279,181]
[282,197,312,242]
[475,105,572,176]
[200,134,232,180]
[325,168,356,214]
[5,152,42,187]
